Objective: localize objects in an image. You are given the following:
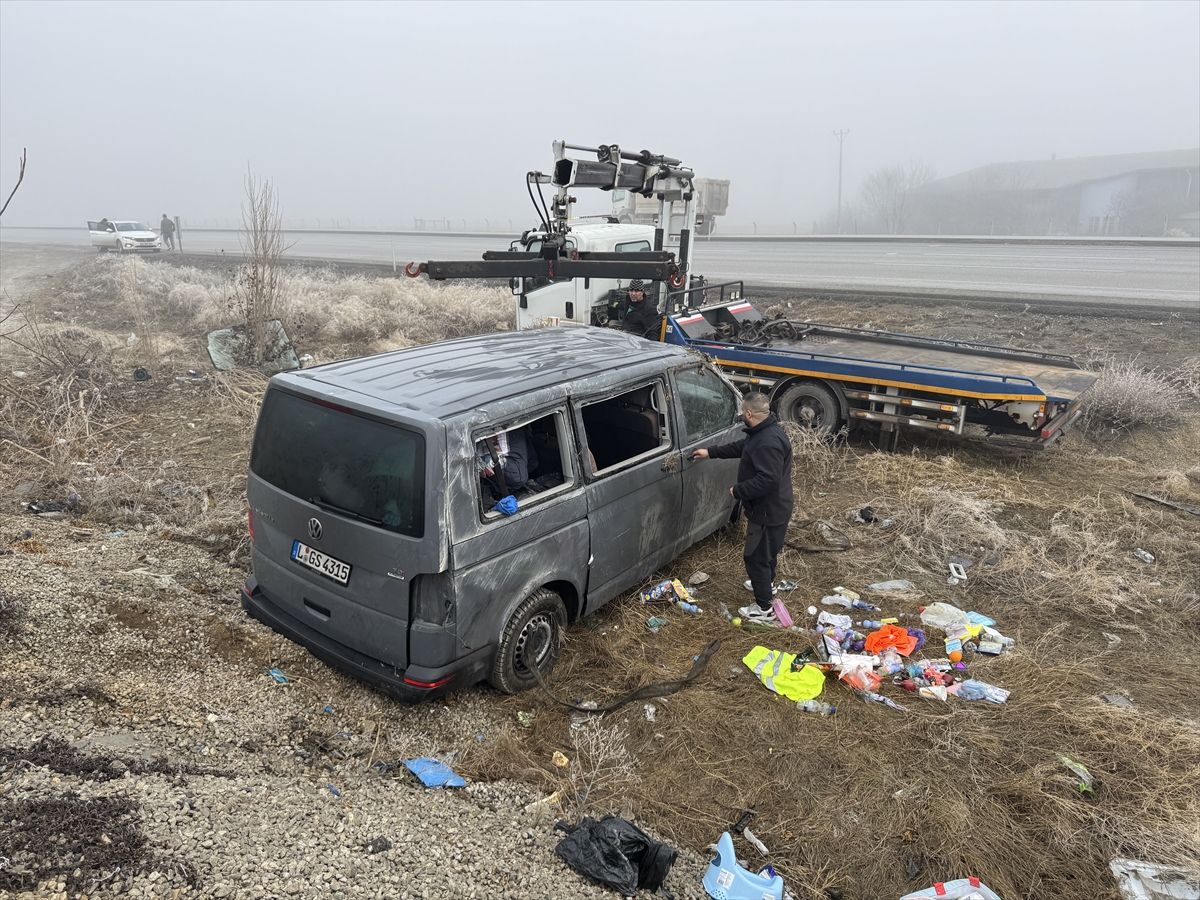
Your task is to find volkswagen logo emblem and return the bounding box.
[307,517,323,541]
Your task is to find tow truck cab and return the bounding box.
[513,223,656,329]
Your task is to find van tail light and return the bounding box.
[247,508,255,543]
[403,674,456,689]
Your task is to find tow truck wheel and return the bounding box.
[777,381,841,436]
[489,588,566,694]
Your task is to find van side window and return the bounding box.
[477,411,574,519]
[615,240,651,253]
[580,382,670,474]
[675,367,741,444]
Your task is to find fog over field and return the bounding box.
[1,0,1198,228]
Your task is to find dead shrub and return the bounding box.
[559,718,641,821]
[1081,358,1181,436]
[781,420,848,485]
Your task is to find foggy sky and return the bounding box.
[2,0,1198,230]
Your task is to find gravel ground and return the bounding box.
[0,517,713,900]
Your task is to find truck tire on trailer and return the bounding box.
[776,381,841,436]
[489,588,566,694]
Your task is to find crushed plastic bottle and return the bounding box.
[675,600,703,614]
[821,594,853,608]
[1133,548,1155,563]
[797,699,834,715]
[866,579,914,591]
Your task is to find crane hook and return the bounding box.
[404,261,425,278]
[669,270,685,289]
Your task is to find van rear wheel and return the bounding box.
[489,588,566,694]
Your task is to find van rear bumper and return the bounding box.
[241,577,494,703]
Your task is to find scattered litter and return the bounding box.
[552,750,570,769]
[947,561,968,585]
[1057,754,1095,793]
[643,703,657,722]
[742,825,769,855]
[703,832,783,900]
[523,790,562,816]
[646,616,670,633]
[744,646,826,701]
[688,571,710,586]
[555,815,677,897]
[949,679,1010,703]
[771,597,793,626]
[776,580,799,591]
[363,836,391,854]
[641,578,693,604]
[860,690,908,711]
[1102,694,1134,708]
[517,711,534,728]
[855,506,875,523]
[901,877,1003,899]
[206,319,299,373]
[1134,548,1156,563]
[263,667,289,684]
[404,757,466,788]
[133,367,151,382]
[1108,857,1200,900]
[326,784,341,797]
[866,579,914,592]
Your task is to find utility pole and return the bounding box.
[833,130,849,233]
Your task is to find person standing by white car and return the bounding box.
[160,214,176,250]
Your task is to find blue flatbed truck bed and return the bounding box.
[662,298,1098,449]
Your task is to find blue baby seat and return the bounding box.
[702,832,784,900]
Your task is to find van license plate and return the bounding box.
[291,540,351,585]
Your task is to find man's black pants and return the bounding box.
[744,521,787,611]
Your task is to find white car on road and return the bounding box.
[87,220,163,252]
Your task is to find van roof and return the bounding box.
[280,326,691,418]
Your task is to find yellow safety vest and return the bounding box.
[742,645,826,702]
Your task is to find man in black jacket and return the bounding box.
[692,391,793,622]
[621,279,660,337]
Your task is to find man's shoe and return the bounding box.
[743,580,778,593]
[738,604,777,623]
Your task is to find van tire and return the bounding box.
[776,381,840,436]
[489,588,566,694]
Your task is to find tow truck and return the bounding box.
[405,141,1096,450]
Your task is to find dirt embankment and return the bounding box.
[1,245,1198,900]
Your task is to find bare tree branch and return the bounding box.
[0,147,27,218]
[861,159,937,234]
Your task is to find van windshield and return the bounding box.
[250,390,425,537]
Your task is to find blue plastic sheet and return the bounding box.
[404,757,466,787]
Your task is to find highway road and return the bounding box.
[3,226,1197,309]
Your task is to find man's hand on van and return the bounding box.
[691,448,709,460]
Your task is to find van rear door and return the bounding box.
[247,387,442,673]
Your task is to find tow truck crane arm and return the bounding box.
[405,140,697,289]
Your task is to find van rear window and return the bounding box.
[250,389,424,537]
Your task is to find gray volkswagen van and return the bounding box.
[242,326,744,701]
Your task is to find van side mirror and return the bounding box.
[509,277,521,294]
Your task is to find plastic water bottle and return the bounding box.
[851,598,878,611]
[674,600,703,614]
[797,699,834,715]
[861,619,884,630]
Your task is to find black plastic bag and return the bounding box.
[554,815,677,896]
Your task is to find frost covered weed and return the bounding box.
[1082,357,1182,436]
[562,719,640,820]
[55,256,513,358]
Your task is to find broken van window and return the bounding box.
[675,367,741,443]
[478,412,572,518]
[580,382,670,474]
[250,390,425,537]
